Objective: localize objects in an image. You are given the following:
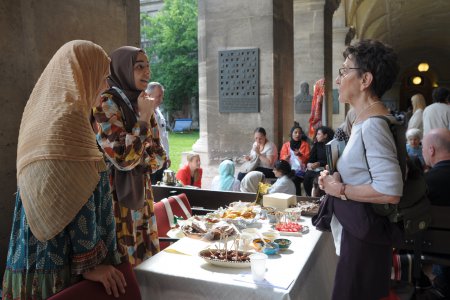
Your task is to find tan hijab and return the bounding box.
[16,40,110,241]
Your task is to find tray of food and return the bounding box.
[181,218,237,240]
[274,223,309,236]
[199,249,251,268]
[297,200,320,217]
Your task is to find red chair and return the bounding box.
[48,262,141,300]
[154,193,192,250]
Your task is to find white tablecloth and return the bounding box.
[135,217,338,300]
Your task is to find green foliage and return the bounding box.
[141,0,198,120]
[168,131,199,172]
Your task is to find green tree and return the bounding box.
[141,0,198,124]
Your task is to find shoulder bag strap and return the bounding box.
[111,86,138,118]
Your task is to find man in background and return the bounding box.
[147,82,171,184]
[422,87,450,135]
[422,128,450,298]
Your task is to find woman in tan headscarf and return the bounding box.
[2,40,126,299]
[93,46,166,266]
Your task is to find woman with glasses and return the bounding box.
[319,40,403,300]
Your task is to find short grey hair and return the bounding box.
[406,128,422,140]
[146,81,165,94]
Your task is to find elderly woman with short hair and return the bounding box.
[319,39,403,300]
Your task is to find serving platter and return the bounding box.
[274,225,309,237]
[199,249,252,268]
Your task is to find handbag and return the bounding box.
[239,155,260,173]
[113,165,146,210]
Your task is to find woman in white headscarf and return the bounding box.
[3,41,126,299]
[240,171,265,193]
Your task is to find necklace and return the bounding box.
[353,101,381,125]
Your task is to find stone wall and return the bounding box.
[0,0,140,278]
[196,0,293,165]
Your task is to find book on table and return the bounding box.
[325,138,346,174]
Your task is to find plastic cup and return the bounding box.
[239,233,253,251]
[249,253,267,281]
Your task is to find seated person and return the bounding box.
[303,126,334,196]
[280,121,310,168]
[210,159,240,191]
[240,171,265,193]
[268,160,296,195]
[406,128,425,168]
[280,122,310,195]
[176,152,202,188]
[237,127,278,181]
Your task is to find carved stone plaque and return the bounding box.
[218,48,259,113]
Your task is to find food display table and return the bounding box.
[135,217,338,300]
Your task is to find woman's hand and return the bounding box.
[318,170,342,197]
[138,91,154,123]
[83,265,127,298]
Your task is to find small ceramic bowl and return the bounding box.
[262,230,280,241]
[274,238,292,250]
[252,238,271,251]
[262,242,280,255]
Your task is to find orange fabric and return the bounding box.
[308,78,325,139]
[176,164,202,187]
[280,141,310,166]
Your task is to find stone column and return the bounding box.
[293,0,326,130]
[331,2,349,128]
[195,0,293,174]
[293,0,338,130]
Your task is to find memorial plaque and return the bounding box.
[218,48,259,113]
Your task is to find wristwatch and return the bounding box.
[340,183,347,200]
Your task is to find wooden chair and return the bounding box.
[154,193,193,250]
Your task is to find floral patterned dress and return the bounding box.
[2,171,121,300]
[93,92,165,266]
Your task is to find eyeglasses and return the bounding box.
[338,67,361,77]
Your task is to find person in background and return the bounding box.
[237,127,278,181]
[147,82,171,184]
[407,93,427,132]
[303,126,334,196]
[2,40,126,299]
[422,128,450,297]
[240,171,265,193]
[406,128,425,168]
[280,122,310,195]
[93,46,166,266]
[319,39,402,300]
[280,122,310,168]
[210,159,240,191]
[423,87,450,135]
[268,160,296,195]
[176,152,202,188]
[422,128,450,206]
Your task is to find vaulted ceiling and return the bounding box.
[344,0,450,86]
